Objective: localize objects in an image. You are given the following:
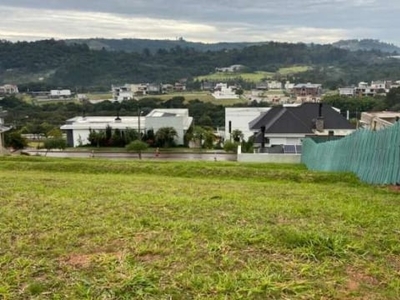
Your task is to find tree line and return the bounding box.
[2,39,400,91]
[2,87,400,151]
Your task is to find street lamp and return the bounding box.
[138,108,143,140]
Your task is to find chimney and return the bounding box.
[315,103,324,132]
[260,126,266,149]
[318,103,322,118]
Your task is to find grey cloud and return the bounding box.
[0,0,399,44]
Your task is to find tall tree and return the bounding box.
[155,127,178,148]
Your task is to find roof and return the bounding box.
[249,103,356,134]
[60,116,145,130]
[294,83,321,88]
[0,125,11,133]
[146,109,189,117]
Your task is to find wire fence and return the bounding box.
[301,121,400,185]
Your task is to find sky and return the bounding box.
[0,0,399,45]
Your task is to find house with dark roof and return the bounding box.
[249,103,356,153]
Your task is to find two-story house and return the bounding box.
[291,83,322,102]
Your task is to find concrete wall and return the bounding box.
[146,116,186,145]
[73,129,91,147]
[238,153,302,163]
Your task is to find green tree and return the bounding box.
[47,128,63,138]
[223,140,239,153]
[124,128,139,145]
[43,137,67,156]
[385,87,400,110]
[155,127,178,148]
[40,122,55,138]
[111,128,124,147]
[4,130,28,150]
[126,140,148,159]
[88,129,105,147]
[241,136,255,153]
[231,129,244,142]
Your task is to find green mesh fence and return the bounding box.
[301,122,400,185]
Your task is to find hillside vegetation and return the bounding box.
[2,39,400,90]
[0,157,399,299]
[333,39,400,53]
[195,66,311,83]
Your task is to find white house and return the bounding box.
[145,109,193,145]
[284,81,295,90]
[60,109,193,147]
[215,65,245,72]
[360,111,400,131]
[370,80,386,90]
[225,107,271,141]
[212,83,239,100]
[339,87,355,97]
[267,81,283,90]
[225,105,301,142]
[0,84,19,95]
[249,103,356,153]
[112,84,134,101]
[50,89,72,98]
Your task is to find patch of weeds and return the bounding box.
[274,228,349,260]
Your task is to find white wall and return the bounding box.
[238,153,301,163]
[269,136,303,146]
[73,129,91,147]
[225,107,271,141]
[146,116,186,145]
[51,90,71,97]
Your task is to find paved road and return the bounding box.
[26,150,237,162]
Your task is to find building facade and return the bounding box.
[60,109,193,147]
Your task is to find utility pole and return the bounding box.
[138,107,143,140]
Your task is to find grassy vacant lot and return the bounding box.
[277,66,311,76]
[139,92,247,106]
[195,66,311,83]
[0,157,399,299]
[195,71,274,83]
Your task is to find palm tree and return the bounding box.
[155,127,178,148]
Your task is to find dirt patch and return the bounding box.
[345,266,379,291]
[388,185,400,193]
[60,254,92,268]
[60,251,125,268]
[137,253,162,263]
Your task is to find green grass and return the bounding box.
[195,71,274,83]
[277,66,311,76]
[139,92,247,105]
[195,66,311,83]
[86,93,112,100]
[0,157,399,299]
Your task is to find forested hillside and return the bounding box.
[1,39,400,91]
[332,39,400,53]
[65,38,260,53]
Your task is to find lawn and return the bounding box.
[0,157,399,299]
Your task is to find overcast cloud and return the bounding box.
[0,0,398,45]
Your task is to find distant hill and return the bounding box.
[65,38,263,53]
[2,39,400,91]
[332,39,400,54]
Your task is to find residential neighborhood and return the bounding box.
[2,12,400,298]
